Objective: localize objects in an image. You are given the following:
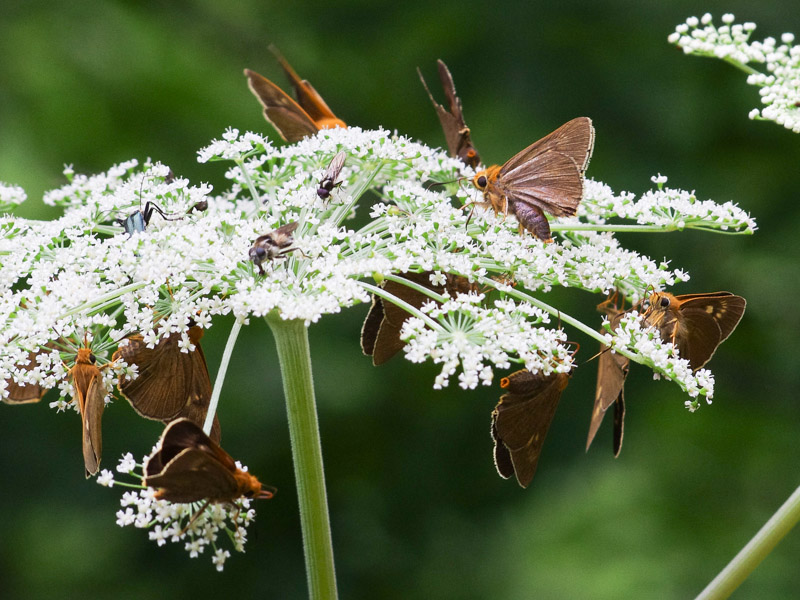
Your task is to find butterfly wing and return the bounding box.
[3,350,47,404]
[491,370,568,488]
[145,447,239,503]
[115,328,220,443]
[498,117,594,218]
[269,45,342,125]
[244,68,319,142]
[171,332,221,444]
[418,61,481,168]
[587,347,629,454]
[676,293,746,344]
[360,294,384,357]
[82,372,106,477]
[372,274,435,365]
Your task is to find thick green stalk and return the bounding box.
[696,485,800,599]
[265,313,338,600]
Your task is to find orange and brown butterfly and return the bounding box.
[244,45,346,143]
[248,221,303,275]
[360,271,478,366]
[417,60,481,169]
[2,347,50,405]
[491,366,571,488]
[471,117,595,242]
[586,295,629,457]
[113,324,221,443]
[641,291,746,371]
[144,418,273,504]
[66,339,108,477]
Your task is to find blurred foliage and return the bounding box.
[1,1,799,598]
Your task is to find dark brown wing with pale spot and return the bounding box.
[675,293,745,370]
[491,369,569,488]
[244,68,319,143]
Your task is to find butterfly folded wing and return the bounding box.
[82,375,106,477]
[244,68,320,142]
[491,370,567,488]
[500,150,585,217]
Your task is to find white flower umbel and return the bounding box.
[0,182,27,211]
[669,13,800,133]
[99,454,257,571]
[0,127,754,406]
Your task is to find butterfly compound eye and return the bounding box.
[659,296,671,308]
[476,175,487,189]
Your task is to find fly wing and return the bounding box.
[323,151,347,183]
[244,69,319,142]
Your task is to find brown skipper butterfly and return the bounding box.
[471,117,594,242]
[491,368,570,488]
[642,291,746,371]
[417,60,481,169]
[67,342,107,477]
[144,419,273,504]
[244,46,345,143]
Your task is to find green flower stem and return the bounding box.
[61,282,147,319]
[721,57,761,76]
[265,313,338,600]
[554,222,752,234]
[358,280,442,331]
[202,318,243,436]
[333,160,385,228]
[696,484,800,600]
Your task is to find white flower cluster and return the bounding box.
[581,175,757,234]
[0,182,27,211]
[669,13,800,133]
[98,453,257,572]
[602,312,714,408]
[0,127,755,409]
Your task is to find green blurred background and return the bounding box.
[1,1,799,598]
